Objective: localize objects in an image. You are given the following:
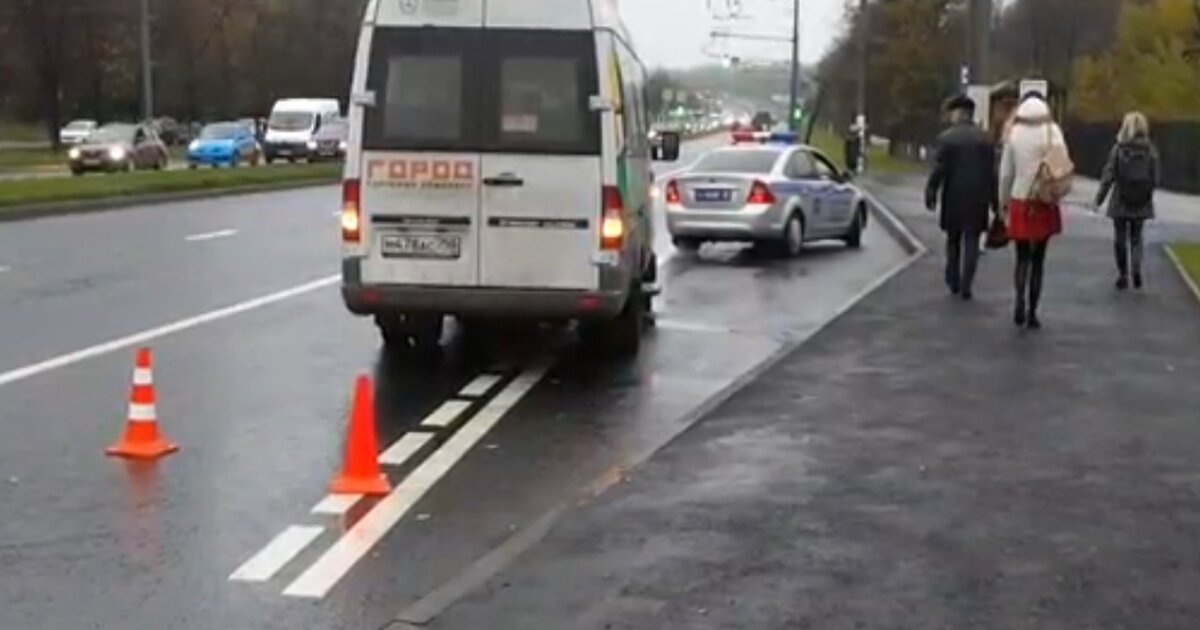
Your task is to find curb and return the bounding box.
[0,177,338,223]
[1165,244,1200,307]
[859,182,928,257]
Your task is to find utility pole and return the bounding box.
[966,0,992,85]
[787,0,801,132]
[139,0,154,120]
[856,0,869,172]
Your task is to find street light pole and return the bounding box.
[856,0,869,172]
[139,0,154,120]
[787,0,801,132]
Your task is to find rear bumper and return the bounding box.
[341,260,625,319]
[665,206,785,241]
[342,285,625,319]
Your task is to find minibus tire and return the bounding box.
[377,314,444,354]
[582,284,643,356]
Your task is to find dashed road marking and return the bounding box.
[420,400,472,429]
[0,266,9,274]
[311,494,361,516]
[185,228,238,242]
[229,525,324,582]
[379,432,436,466]
[459,374,502,398]
[282,363,548,599]
[0,274,339,389]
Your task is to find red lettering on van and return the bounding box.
[365,157,476,188]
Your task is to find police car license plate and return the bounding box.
[381,233,462,259]
[695,188,733,202]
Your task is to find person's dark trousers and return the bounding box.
[945,226,982,297]
[1113,218,1145,287]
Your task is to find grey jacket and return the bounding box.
[1095,139,1159,220]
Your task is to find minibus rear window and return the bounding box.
[364,27,601,155]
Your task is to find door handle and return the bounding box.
[483,173,524,187]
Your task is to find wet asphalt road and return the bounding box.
[0,136,909,629]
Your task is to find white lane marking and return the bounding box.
[185,228,238,242]
[0,266,10,274]
[459,374,501,398]
[282,364,549,599]
[654,318,735,335]
[312,494,361,516]
[229,525,324,582]
[420,400,472,429]
[379,432,436,466]
[0,274,339,389]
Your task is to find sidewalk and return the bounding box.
[427,175,1200,629]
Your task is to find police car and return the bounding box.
[663,131,868,256]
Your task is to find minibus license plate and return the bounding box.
[381,233,461,259]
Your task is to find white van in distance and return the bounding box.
[340,0,681,355]
[263,98,341,163]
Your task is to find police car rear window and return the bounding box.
[693,150,781,174]
[364,28,600,155]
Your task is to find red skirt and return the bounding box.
[1006,199,1062,242]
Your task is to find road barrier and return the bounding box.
[106,348,179,460]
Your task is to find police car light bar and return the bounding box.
[731,131,773,144]
[767,131,799,144]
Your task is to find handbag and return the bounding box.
[985,215,1009,249]
[1029,123,1075,204]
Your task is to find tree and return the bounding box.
[1072,0,1200,121]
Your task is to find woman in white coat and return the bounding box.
[998,95,1070,329]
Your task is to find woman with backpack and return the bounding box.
[998,94,1074,329]
[1094,111,1158,290]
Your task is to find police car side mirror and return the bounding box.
[653,131,681,162]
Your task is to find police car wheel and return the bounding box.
[782,214,805,257]
[844,207,864,249]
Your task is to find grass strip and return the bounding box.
[0,163,339,211]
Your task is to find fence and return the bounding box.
[1065,121,1200,195]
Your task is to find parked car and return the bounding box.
[59,119,98,145]
[308,118,348,161]
[151,117,186,145]
[67,122,170,174]
[662,131,868,256]
[187,121,262,168]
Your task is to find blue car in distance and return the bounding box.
[187,122,262,168]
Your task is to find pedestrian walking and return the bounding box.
[925,94,998,300]
[1094,111,1158,290]
[998,94,1074,329]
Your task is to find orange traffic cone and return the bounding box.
[107,348,178,460]
[330,375,390,496]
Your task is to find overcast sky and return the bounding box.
[620,0,848,69]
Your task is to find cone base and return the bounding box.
[330,474,390,497]
[106,439,179,460]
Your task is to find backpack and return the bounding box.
[1115,143,1154,208]
[1029,124,1074,204]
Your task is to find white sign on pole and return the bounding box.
[967,85,991,130]
[1019,79,1049,100]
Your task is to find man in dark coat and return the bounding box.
[925,94,998,300]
